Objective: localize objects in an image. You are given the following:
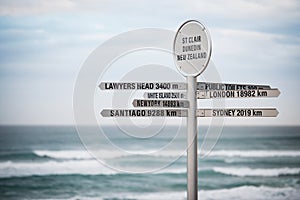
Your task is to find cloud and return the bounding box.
[0,0,299,125]
[1,0,299,27]
[185,0,300,20]
[212,28,300,65]
[0,0,175,16]
[0,0,75,16]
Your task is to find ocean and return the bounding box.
[0,126,299,200]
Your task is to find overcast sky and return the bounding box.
[0,0,299,125]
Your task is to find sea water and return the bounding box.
[0,126,299,199]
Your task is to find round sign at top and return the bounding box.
[173,20,212,77]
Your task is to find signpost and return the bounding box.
[98,20,280,200]
[173,20,213,200]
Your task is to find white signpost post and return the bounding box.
[99,20,280,200]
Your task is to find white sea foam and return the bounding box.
[33,149,300,162]
[34,150,93,160]
[34,150,134,160]
[0,160,116,178]
[198,186,299,200]
[208,150,300,158]
[213,167,300,177]
[34,149,185,160]
[59,186,299,200]
[0,160,187,178]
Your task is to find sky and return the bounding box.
[0,0,299,126]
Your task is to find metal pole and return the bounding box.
[187,76,198,200]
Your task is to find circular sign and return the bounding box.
[173,20,212,77]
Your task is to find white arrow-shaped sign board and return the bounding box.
[197,82,271,90]
[196,89,280,99]
[99,82,186,90]
[132,99,189,108]
[144,89,280,99]
[197,108,278,117]
[100,109,187,117]
[101,108,278,117]
[144,92,187,99]
[99,82,275,92]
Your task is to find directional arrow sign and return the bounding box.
[196,108,279,117]
[101,108,278,117]
[99,82,186,90]
[197,82,271,91]
[144,92,187,99]
[132,99,189,108]
[99,81,275,91]
[196,89,280,99]
[100,109,188,117]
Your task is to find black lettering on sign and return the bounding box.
[188,35,201,43]
[147,93,158,98]
[166,110,177,117]
[225,84,235,90]
[258,90,267,97]
[182,45,201,52]
[210,90,235,98]
[177,54,186,61]
[187,52,206,60]
[104,83,135,90]
[137,83,154,89]
[206,83,224,90]
[212,110,217,116]
[155,83,170,90]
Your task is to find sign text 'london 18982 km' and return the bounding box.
[143,89,280,99]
